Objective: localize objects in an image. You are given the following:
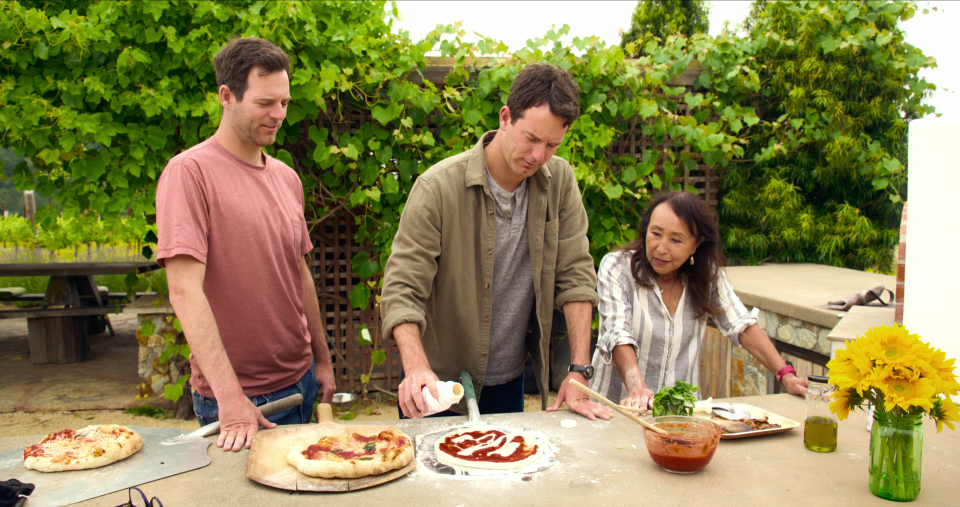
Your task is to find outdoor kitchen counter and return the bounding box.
[2,394,957,506]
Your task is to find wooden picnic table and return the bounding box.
[0,261,160,364]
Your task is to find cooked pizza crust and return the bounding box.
[435,427,543,470]
[286,430,414,479]
[23,425,143,472]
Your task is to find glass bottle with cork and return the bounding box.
[804,375,838,452]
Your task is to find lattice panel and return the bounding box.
[611,84,719,213]
[309,216,400,394]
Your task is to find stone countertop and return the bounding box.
[2,394,957,506]
[827,306,896,342]
[724,263,896,329]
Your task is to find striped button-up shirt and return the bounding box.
[589,251,757,402]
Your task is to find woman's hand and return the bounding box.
[620,387,655,410]
[782,374,809,396]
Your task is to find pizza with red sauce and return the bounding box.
[435,428,542,470]
[286,429,413,478]
[23,425,143,472]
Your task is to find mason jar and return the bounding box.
[804,375,838,452]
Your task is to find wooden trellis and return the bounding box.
[308,216,398,394]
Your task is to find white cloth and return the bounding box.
[588,251,757,402]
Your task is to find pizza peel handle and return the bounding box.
[163,393,305,444]
[315,403,335,424]
[459,370,482,424]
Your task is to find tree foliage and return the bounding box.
[621,0,710,56]
[0,0,934,308]
[713,0,932,270]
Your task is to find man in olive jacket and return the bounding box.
[381,64,611,421]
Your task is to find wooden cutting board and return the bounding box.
[246,404,415,492]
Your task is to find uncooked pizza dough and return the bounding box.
[435,427,543,470]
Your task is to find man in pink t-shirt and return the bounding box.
[155,37,335,452]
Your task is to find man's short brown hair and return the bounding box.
[507,63,581,128]
[213,37,290,102]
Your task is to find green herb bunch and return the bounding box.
[651,381,698,417]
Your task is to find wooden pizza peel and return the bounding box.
[414,371,558,477]
[246,403,415,492]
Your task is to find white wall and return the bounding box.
[903,118,960,364]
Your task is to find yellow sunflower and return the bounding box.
[863,324,925,369]
[877,363,921,383]
[930,397,960,433]
[829,388,862,421]
[828,338,877,395]
[923,347,960,396]
[878,376,936,413]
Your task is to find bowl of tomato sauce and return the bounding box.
[643,416,722,473]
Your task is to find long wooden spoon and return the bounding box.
[569,379,669,435]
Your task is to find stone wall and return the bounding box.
[730,308,832,396]
[135,312,183,404]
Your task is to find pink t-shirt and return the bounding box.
[155,138,314,398]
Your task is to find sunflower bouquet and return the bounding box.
[826,324,959,501]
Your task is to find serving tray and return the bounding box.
[695,403,800,439]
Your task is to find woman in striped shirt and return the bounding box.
[588,191,809,409]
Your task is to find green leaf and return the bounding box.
[821,37,842,54]
[639,100,658,119]
[463,109,483,125]
[743,113,760,127]
[33,42,48,60]
[344,144,360,160]
[338,411,357,421]
[164,382,184,402]
[602,182,623,199]
[684,93,704,109]
[359,327,373,346]
[145,126,166,150]
[371,350,387,366]
[275,149,295,168]
[871,177,889,190]
[349,285,370,310]
[382,173,399,195]
[351,252,380,278]
[139,320,156,337]
[360,374,370,385]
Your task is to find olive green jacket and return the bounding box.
[380,131,599,412]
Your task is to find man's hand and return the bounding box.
[216,395,276,452]
[547,372,612,421]
[315,363,336,404]
[782,374,809,396]
[398,367,440,419]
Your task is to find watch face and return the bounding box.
[585,365,595,379]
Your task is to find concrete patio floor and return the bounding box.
[0,313,148,413]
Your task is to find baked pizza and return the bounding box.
[435,428,542,470]
[23,425,143,472]
[286,430,413,479]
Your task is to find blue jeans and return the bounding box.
[398,371,525,419]
[192,362,320,427]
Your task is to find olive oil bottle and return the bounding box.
[804,375,838,453]
[804,416,838,452]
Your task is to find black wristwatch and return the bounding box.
[568,364,595,380]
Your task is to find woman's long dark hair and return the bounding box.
[618,191,726,319]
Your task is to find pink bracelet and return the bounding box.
[776,365,797,385]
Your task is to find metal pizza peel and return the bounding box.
[0,393,303,506]
[0,426,209,507]
[414,370,557,477]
